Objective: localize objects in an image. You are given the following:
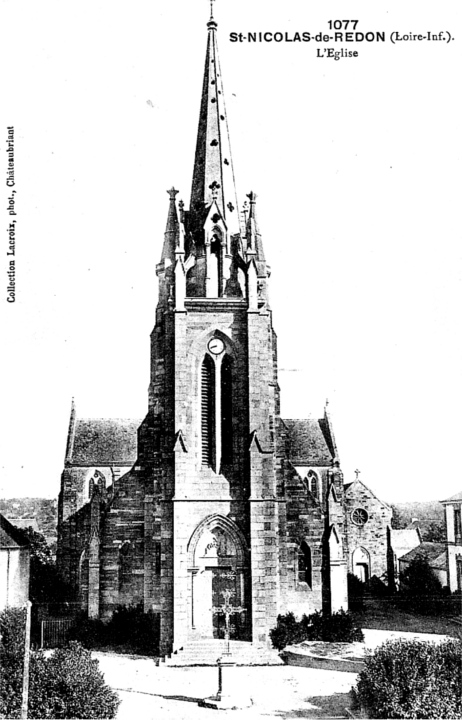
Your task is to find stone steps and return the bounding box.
[163,640,283,666]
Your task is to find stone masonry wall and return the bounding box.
[344,481,392,583]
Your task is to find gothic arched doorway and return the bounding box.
[352,546,370,583]
[188,515,249,641]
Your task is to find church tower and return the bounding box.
[140,6,281,652]
[57,3,352,657]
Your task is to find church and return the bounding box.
[57,8,391,655]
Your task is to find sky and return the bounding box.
[1,0,461,504]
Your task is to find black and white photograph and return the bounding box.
[1,0,461,717]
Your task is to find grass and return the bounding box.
[350,597,462,639]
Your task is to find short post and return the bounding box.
[21,601,32,720]
[217,657,222,700]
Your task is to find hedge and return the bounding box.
[353,638,462,719]
[269,609,364,650]
[68,603,160,655]
[0,607,26,718]
[28,642,120,719]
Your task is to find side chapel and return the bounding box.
[57,7,390,654]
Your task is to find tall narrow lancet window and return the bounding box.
[210,230,223,297]
[201,354,215,466]
[298,542,312,588]
[309,472,319,499]
[119,542,133,589]
[221,355,233,463]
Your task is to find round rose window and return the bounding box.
[351,508,368,526]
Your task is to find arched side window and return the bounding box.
[297,542,312,588]
[118,542,133,589]
[307,470,319,499]
[87,469,105,501]
[201,355,215,466]
[210,226,224,297]
[221,355,233,463]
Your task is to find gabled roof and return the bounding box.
[68,418,141,466]
[0,513,30,549]
[390,528,422,559]
[441,490,462,503]
[399,542,446,569]
[5,518,40,533]
[282,418,334,466]
[344,478,392,510]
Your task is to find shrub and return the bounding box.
[268,612,302,651]
[67,616,108,648]
[68,603,160,655]
[269,609,364,650]
[108,604,160,654]
[0,607,26,718]
[367,574,389,597]
[353,638,462,719]
[1,611,118,719]
[28,642,120,719]
[348,573,365,610]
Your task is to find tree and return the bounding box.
[421,520,446,543]
[391,504,409,529]
[400,554,444,614]
[14,526,72,605]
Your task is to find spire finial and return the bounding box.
[208,0,217,29]
[354,468,361,481]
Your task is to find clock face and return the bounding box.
[208,337,225,355]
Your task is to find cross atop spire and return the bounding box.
[354,469,361,481]
[209,0,216,21]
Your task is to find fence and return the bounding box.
[40,618,74,649]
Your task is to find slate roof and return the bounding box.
[282,418,335,466]
[399,542,447,569]
[441,490,462,503]
[0,513,30,549]
[69,419,141,465]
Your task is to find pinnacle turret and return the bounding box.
[246,192,266,264]
[160,187,179,265]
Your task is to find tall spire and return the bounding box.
[190,5,240,236]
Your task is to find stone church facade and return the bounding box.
[57,11,390,654]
